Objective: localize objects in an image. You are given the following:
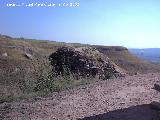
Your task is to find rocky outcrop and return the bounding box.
[49,47,126,79]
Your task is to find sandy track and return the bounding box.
[1,73,160,120]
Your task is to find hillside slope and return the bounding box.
[1,73,160,120]
[95,45,160,74]
[1,35,160,103]
[0,36,159,74]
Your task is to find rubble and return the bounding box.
[49,47,126,79]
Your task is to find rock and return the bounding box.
[153,84,160,92]
[2,52,7,57]
[49,47,126,79]
[25,53,33,60]
[134,72,140,75]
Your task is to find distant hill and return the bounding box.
[129,48,160,64]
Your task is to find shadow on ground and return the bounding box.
[153,84,160,92]
[79,104,160,120]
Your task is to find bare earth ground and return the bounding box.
[1,73,160,120]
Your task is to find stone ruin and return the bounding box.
[49,47,126,79]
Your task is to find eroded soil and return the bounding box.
[1,73,160,120]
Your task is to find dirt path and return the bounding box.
[1,73,160,120]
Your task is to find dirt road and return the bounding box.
[1,73,160,120]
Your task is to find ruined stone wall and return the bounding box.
[49,47,126,79]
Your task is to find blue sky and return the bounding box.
[0,0,160,48]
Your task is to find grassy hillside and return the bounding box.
[1,35,160,103]
[95,45,160,74]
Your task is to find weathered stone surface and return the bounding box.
[25,53,33,60]
[2,52,8,57]
[49,47,126,79]
[153,84,160,92]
